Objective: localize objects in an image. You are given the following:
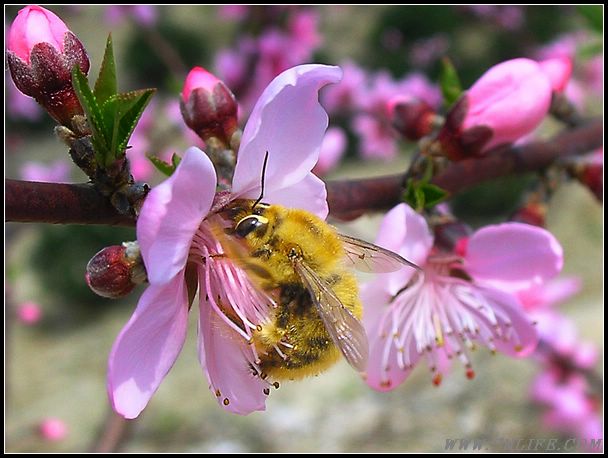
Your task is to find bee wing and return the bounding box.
[294,260,369,372]
[338,233,421,273]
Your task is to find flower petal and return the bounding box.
[231,64,342,206]
[108,273,188,419]
[374,203,433,295]
[198,294,267,415]
[464,222,563,291]
[261,172,328,218]
[137,147,216,284]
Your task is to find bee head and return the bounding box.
[235,214,269,238]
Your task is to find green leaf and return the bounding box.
[94,34,118,105]
[71,66,110,163]
[100,89,156,164]
[147,153,180,177]
[577,5,603,34]
[439,57,463,108]
[419,183,448,208]
[577,40,603,60]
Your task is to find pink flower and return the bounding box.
[313,127,347,176]
[322,60,368,113]
[6,5,89,127]
[108,64,342,418]
[539,57,573,93]
[16,301,42,325]
[438,58,552,160]
[38,417,68,442]
[20,159,70,182]
[362,203,563,390]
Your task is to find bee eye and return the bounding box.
[235,216,267,238]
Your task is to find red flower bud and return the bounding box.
[437,58,552,161]
[180,66,239,147]
[6,5,90,128]
[571,150,603,202]
[390,96,438,141]
[86,242,146,299]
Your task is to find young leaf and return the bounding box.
[100,89,156,164]
[439,57,463,108]
[419,183,448,208]
[94,34,118,105]
[147,153,181,177]
[71,66,110,163]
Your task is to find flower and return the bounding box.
[362,203,563,390]
[6,5,90,127]
[108,64,342,418]
[16,301,42,325]
[437,58,552,160]
[539,57,573,93]
[38,417,68,442]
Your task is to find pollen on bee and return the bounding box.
[223,398,230,406]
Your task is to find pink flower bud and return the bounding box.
[8,5,68,63]
[180,66,238,147]
[539,57,573,93]
[16,301,42,325]
[86,242,146,299]
[438,58,552,161]
[38,417,68,442]
[390,96,437,141]
[6,5,90,127]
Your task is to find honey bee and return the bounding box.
[214,198,420,381]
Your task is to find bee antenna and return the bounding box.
[252,151,269,210]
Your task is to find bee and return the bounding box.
[215,197,420,381]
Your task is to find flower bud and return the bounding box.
[511,201,547,227]
[180,66,239,148]
[570,150,603,202]
[86,242,146,299]
[539,57,572,93]
[390,96,438,141]
[16,301,43,325]
[6,5,90,128]
[437,58,552,161]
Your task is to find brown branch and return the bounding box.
[327,118,603,218]
[5,118,602,226]
[90,409,134,453]
[5,181,134,226]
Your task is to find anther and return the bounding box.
[215,389,221,397]
[223,398,230,406]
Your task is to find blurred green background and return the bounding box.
[5,5,603,452]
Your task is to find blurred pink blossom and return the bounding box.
[313,127,347,176]
[21,160,70,182]
[363,204,563,390]
[539,57,573,93]
[16,301,42,325]
[7,80,43,121]
[108,65,341,418]
[104,5,157,27]
[38,418,68,442]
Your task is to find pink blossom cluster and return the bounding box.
[215,7,322,116]
[521,280,603,451]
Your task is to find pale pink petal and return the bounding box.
[262,172,328,218]
[108,274,188,419]
[137,147,216,284]
[198,294,267,415]
[518,277,581,311]
[465,222,563,291]
[231,64,342,203]
[374,203,433,295]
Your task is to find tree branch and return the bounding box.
[5,118,602,226]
